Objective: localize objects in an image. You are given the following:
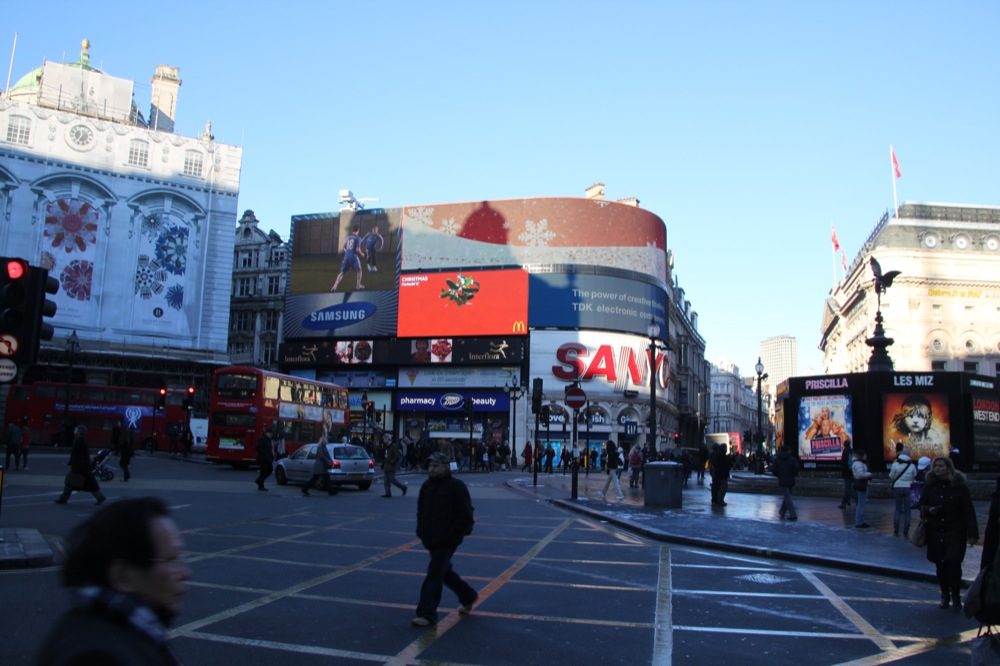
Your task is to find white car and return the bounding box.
[274,443,375,490]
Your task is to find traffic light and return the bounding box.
[674,433,680,445]
[183,386,194,411]
[465,399,474,417]
[531,377,542,414]
[0,257,30,365]
[25,266,59,363]
[156,388,166,410]
[366,401,376,420]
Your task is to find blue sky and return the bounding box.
[6,1,999,376]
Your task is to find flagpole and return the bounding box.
[890,145,899,214]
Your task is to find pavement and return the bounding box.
[1,456,992,586]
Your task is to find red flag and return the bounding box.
[831,226,840,251]
[891,146,902,179]
[841,249,847,271]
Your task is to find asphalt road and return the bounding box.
[0,452,981,665]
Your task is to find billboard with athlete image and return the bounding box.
[881,393,951,463]
[798,395,853,462]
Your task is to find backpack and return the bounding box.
[630,450,641,466]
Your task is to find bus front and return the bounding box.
[206,368,264,467]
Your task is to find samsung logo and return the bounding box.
[302,302,376,330]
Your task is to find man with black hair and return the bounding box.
[36,497,190,665]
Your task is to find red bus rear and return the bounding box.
[206,366,349,466]
[4,382,189,451]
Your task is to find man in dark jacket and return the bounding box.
[255,428,274,491]
[55,425,106,505]
[36,497,190,665]
[710,444,734,506]
[772,446,800,521]
[838,443,855,509]
[412,452,477,626]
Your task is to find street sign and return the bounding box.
[0,334,17,356]
[0,358,16,383]
[565,387,587,410]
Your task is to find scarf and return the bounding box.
[73,587,181,663]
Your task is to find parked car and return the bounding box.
[275,443,375,490]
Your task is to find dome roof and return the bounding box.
[6,38,102,97]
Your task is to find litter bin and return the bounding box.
[644,461,684,508]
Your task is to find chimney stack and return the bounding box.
[149,65,181,133]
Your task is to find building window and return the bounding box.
[267,276,281,296]
[966,305,975,323]
[240,253,253,269]
[932,304,942,322]
[6,115,30,144]
[263,310,278,332]
[183,150,203,177]
[128,140,149,167]
[237,278,253,297]
[965,361,979,373]
[261,342,276,366]
[932,361,947,371]
[232,311,253,332]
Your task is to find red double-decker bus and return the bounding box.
[4,382,190,451]
[206,366,350,467]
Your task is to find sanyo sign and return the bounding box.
[530,330,668,396]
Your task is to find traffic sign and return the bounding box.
[565,387,587,410]
[0,334,17,356]
[0,358,16,383]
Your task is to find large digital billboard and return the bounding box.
[529,272,666,336]
[397,269,528,337]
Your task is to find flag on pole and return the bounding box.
[891,146,902,179]
[831,225,840,251]
[841,249,847,271]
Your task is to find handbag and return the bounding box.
[909,518,927,547]
[64,472,86,490]
[967,513,1000,626]
[908,481,924,509]
[853,478,869,492]
[971,633,1000,666]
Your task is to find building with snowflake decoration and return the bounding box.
[280,189,709,456]
[0,39,241,400]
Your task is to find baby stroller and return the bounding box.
[91,448,115,482]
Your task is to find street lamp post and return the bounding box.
[754,357,768,475]
[505,382,525,468]
[63,330,80,447]
[646,319,667,457]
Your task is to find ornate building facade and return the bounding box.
[0,39,242,393]
[821,202,1000,375]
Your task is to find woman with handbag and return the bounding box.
[55,425,106,505]
[851,449,873,528]
[920,456,978,610]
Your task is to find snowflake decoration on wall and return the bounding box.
[405,207,435,227]
[165,284,184,310]
[134,255,167,300]
[439,217,459,235]
[60,260,93,301]
[155,225,188,276]
[141,213,165,239]
[45,198,99,254]
[517,218,557,247]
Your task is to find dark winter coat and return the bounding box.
[36,605,181,665]
[256,433,274,467]
[840,447,854,480]
[982,477,1000,570]
[605,442,621,470]
[68,435,100,492]
[772,450,800,488]
[416,473,474,550]
[920,471,979,564]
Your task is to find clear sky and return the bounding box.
[6,1,999,376]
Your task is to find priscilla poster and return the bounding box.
[798,395,853,461]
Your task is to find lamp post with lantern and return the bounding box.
[504,382,525,468]
[62,330,80,447]
[754,357,768,475]
[646,319,668,457]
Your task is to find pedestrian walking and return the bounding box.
[110,420,123,456]
[838,443,855,509]
[521,441,533,472]
[411,452,477,626]
[5,419,22,470]
[381,436,408,498]
[920,456,978,610]
[543,443,555,474]
[600,440,625,500]
[302,435,335,496]
[255,428,274,491]
[888,448,917,536]
[119,428,135,482]
[696,442,709,484]
[710,444,734,506]
[35,497,190,665]
[772,446,799,521]
[628,445,643,488]
[19,415,32,470]
[851,449,873,528]
[55,425,107,506]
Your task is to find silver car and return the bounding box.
[274,443,375,491]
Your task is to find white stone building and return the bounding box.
[0,39,242,389]
[821,202,1000,375]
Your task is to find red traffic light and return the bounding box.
[5,258,26,280]
[159,388,167,396]
[187,386,195,394]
